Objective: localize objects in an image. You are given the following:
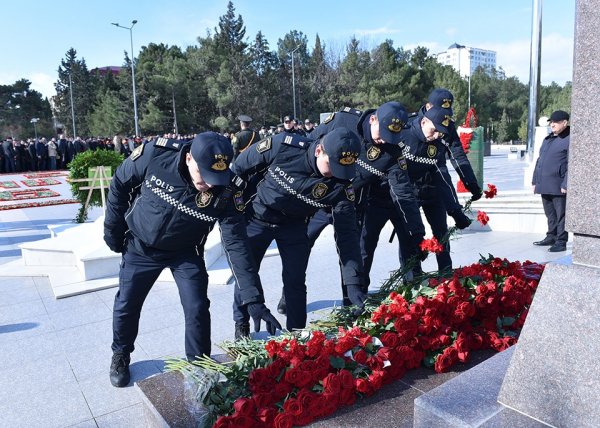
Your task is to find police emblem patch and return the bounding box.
[311,183,328,199]
[345,185,356,201]
[196,191,213,208]
[233,191,245,212]
[427,145,438,158]
[130,143,145,161]
[256,137,272,153]
[367,145,381,161]
[398,156,408,170]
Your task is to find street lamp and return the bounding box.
[112,19,140,137]
[290,46,300,120]
[30,118,39,140]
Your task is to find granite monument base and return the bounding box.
[498,261,600,427]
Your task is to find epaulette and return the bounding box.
[154,137,183,151]
[340,106,362,116]
[276,132,311,149]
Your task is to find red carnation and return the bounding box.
[420,237,444,254]
[477,211,489,226]
[484,183,497,199]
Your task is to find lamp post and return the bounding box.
[30,118,39,141]
[112,20,140,137]
[68,71,77,138]
[290,46,300,119]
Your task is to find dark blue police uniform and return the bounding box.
[306,105,425,299]
[231,130,363,330]
[104,136,266,362]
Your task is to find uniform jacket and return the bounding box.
[310,108,425,238]
[232,132,364,286]
[232,128,258,160]
[400,117,462,213]
[104,138,263,304]
[532,127,570,195]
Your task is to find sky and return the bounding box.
[1,0,575,100]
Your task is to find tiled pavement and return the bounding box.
[0,150,568,427]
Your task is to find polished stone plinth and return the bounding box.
[498,262,600,427]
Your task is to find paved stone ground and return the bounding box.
[0,150,566,427]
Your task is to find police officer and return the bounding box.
[231,115,258,161]
[420,88,482,202]
[282,115,300,134]
[104,132,281,388]
[231,128,365,338]
[275,103,425,311]
[396,107,466,273]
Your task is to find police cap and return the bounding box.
[428,88,454,110]
[548,110,569,122]
[283,115,294,123]
[321,127,360,180]
[375,102,408,145]
[237,114,253,122]
[424,106,452,135]
[190,132,233,186]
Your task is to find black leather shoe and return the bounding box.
[110,352,131,387]
[533,237,555,246]
[277,295,287,315]
[234,322,250,340]
[548,243,566,252]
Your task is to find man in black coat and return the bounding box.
[532,110,570,252]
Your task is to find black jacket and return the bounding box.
[104,138,264,305]
[232,132,364,287]
[532,127,570,195]
[310,108,425,238]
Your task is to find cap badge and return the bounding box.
[211,154,229,171]
[367,145,381,161]
[196,191,213,208]
[387,118,403,133]
[441,99,452,108]
[427,145,438,158]
[441,115,451,127]
[311,183,328,199]
[339,151,358,165]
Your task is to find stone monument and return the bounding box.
[416,1,600,426]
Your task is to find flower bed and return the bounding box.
[171,255,544,428]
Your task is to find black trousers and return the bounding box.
[233,218,310,331]
[112,241,210,361]
[541,194,568,244]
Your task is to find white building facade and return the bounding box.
[435,43,497,77]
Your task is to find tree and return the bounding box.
[53,48,97,137]
[88,90,128,136]
[496,109,510,143]
[0,80,53,139]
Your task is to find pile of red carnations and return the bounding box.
[212,256,544,428]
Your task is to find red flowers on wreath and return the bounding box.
[420,237,444,254]
[484,183,497,199]
[477,211,489,226]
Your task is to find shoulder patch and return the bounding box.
[345,184,356,201]
[323,112,336,124]
[233,191,245,212]
[154,137,181,151]
[129,143,145,161]
[256,137,272,153]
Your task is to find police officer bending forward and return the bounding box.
[231,128,365,339]
[104,132,280,388]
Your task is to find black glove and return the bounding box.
[247,303,282,336]
[450,210,472,229]
[465,182,483,201]
[347,285,366,316]
[104,233,125,253]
